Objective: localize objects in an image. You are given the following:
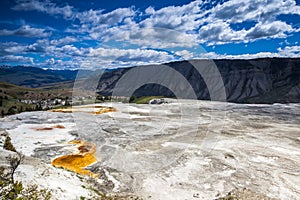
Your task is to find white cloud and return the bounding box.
[0,25,51,38]
[80,47,176,69]
[67,1,205,48]
[111,1,203,48]
[198,20,295,45]
[211,0,300,23]
[0,55,34,64]
[25,39,48,53]
[77,7,135,25]
[88,47,173,62]
[7,0,300,68]
[35,59,80,70]
[0,42,26,55]
[84,0,300,47]
[105,27,198,48]
[218,52,278,59]
[196,45,300,59]
[22,39,84,58]
[46,58,55,65]
[245,21,293,40]
[12,0,300,47]
[141,1,201,30]
[198,20,242,44]
[175,50,194,60]
[22,43,177,69]
[50,36,78,46]
[197,0,300,44]
[12,0,75,19]
[145,6,155,15]
[278,45,300,57]
[56,45,90,57]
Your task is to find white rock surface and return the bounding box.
[15,156,92,200]
[0,100,300,199]
[7,123,75,156]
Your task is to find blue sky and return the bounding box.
[0,0,300,69]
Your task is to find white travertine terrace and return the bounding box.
[1,100,300,199]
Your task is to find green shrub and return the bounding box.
[1,139,52,200]
[7,106,17,115]
[3,136,16,152]
[0,181,51,200]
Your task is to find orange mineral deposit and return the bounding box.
[51,140,98,178]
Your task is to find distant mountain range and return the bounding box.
[1,58,300,103]
[0,66,94,88]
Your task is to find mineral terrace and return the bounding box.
[0,99,300,199]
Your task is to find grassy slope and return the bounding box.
[0,82,73,116]
[131,96,165,104]
[0,82,72,98]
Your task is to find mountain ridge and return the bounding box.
[1,58,300,103]
[96,58,300,103]
[0,65,95,88]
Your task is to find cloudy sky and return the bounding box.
[0,0,300,69]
